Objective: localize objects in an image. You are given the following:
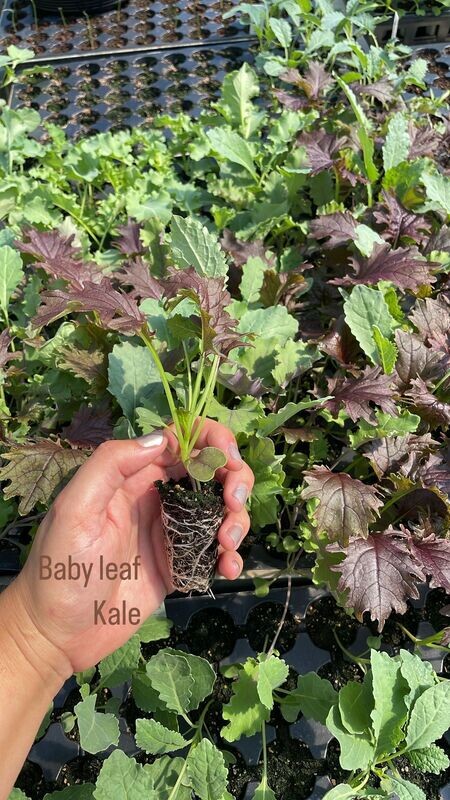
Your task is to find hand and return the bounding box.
[10,421,254,674]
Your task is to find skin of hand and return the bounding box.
[0,420,253,796]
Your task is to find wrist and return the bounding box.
[0,577,72,695]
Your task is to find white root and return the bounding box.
[160,495,224,593]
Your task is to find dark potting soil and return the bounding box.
[305,596,358,652]
[56,755,103,787]
[246,601,300,654]
[317,660,364,692]
[15,761,50,800]
[226,748,253,800]
[366,602,421,651]
[394,737,450,800]
[156,477,224,594]
[264,736,319,800]
[426,587,450,632]
[185,607,237,661]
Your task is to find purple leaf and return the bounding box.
[220,230,273,268]
[406,377,450,427]
[0,330,20,370]
[408,123,442,160]
[333,530,424,630]
[309,212,358,249]
[352,78,394,105]
[394,329,444,391]
[62,405,113,448]
[335,243,437,292]
[410,297,450,353]
[316,316,360,367]
[297,131,349,175]
[302,466,383,545]
[114,221,145,256]
[373,191,431,247]
[16,228,79,262]
[326,366,397,423]
[409,532,450,593]
[365,433,437,479]
[117,258,163,301]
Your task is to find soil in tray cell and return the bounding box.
[366,601,421,650]
[263,736,319,800]
[305,595,359,653]
[15,760,50,800]
[245,601,300,654]
[317,659,364,692]
[184,607,238,661]
[426,587,450,631]
[56,754,103,788]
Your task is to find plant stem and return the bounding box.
[267,575,291,657]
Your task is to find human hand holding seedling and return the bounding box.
[0,420,253,798]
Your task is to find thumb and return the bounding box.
[58,431,168,515]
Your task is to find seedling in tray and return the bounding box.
[24,227,249,593]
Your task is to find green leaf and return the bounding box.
[269,17,292,48]
[372,325,397,375]
[272,339,319,387]
[406,744,450,774]
[221,658,270,741]
[74,694,119,755]
[187,446,227,482]
[170,215,228,278]
[240,256,266,303]
[207,128,257,180]
[258,398,327,438]
[132,670,165,713]
[398,649,438,711]
[209,396,264,436]
[252,777,276,800]
[322,786,359,800]
[98,635,141,688]
[244,436,285,529]
[186,739,228,800]
[383,113,410,172]
[138,613,173,643]
[93,751,154,800]
[257,654,289,710]
[146,757,190,800]
[238,306,298,345]
[146,649,194,714]
[220,63,264,138]
[326,704,375,771]
[108,342,164,428]
[163,647,216,711]
[370,650,409,760]
[354,224,384,258]
[350,410,419,449]
[338,679,373,735]
[0,245,24,313]
[9,792,31,800]
[405,680,450,751]
[43,787,95,800]
[423,172,450,216]
[135,718,188,755]
[343,285,396,365]
[380,774,425,800]
[281,672,338,724]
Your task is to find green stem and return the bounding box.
[188,355,220,456]
[433,368,450,393]
[333,630,370,667]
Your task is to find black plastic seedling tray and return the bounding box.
[376,10,450,45]
[13,583,450,800]
[8,41,256,138]
[0,0,250,57]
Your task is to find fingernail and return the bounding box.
[233,485,248,505]
[232,559,241,577]
[137,431,164,448]
[228,443,242,462]
[228,524,244,547]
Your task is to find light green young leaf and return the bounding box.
[93,751,154,800]
[372,325,398,375]
[146,649,194,714]
[343,285,396,364]
[138,611,172,643]
[326,704,375,771]
[405,681,450,751]
[221,64,264,138]
[322,786,359,800]
[0,245,24,313]
[75,694,119,755]
[43,787,95,800]
[252,777,276,800]
[135,718,188,755]
[269,17,292,48]
[208,396,264,436]
[244,436,285,529]
[163,647,216,711]
[207,128,257,180]
[240,256,267,303]
[281,672,338,725]
[98,635,141,688]
[338,679,373,735]
[170,215,228,277]
[132,670,165,713]
[186,739,228,800]
[257,654,289,710]
[271,340,319,387]
[406,744,450,774]
[108,342,164,428]
[398,649,438,711]
[370,650,409,759]
[187,446,227,482]
[9,792,31,800]
[354,224,384,258]
[422,172,450,216]
[383,113,410,172]
[349,410,420,449]
[146,757,190,800]
[380,774,425,800]
[238,306,298,345]
[221,659,270,741]
[258,398,327,438]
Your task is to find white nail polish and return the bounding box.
[229,524,244,547]
[137,431,164,448]
[233,485,248,505]
[228,443,242,462]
